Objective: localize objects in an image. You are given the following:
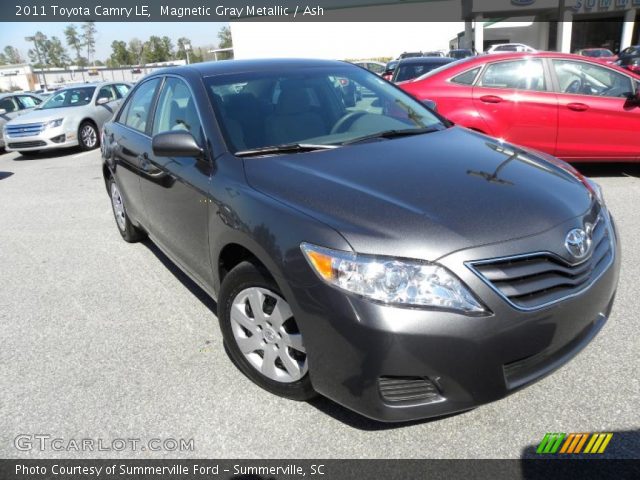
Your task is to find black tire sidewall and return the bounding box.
[218,261,315,401]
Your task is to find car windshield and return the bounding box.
[39,87,96,109]
[450,50,472,58]
[204,66,445,154]
[413,57,471,82]
[583,49,614,57]
[394,60,453,82]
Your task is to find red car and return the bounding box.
[400,52,640,162]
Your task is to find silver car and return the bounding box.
[3,82,131,155]
[0,93,44,149]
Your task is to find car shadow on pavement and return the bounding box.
[308,396,469,431]
[573,162,640,178]
[141,239,218,315]
[0,171,13,180]
[141,238,468,431]
[11,147,83,161]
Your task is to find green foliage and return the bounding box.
[81,21,97,64]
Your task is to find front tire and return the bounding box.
[108,177,145,243]
[218,261,315,401]
[78,121,99,150]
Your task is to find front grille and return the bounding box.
[378,376,443,404]
[7,141,46,148]
[469,215,613,310]
[6,122,45,138]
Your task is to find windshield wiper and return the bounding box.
[235,143,337,157]
[341,127,441,146]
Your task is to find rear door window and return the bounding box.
[479,60,546,91]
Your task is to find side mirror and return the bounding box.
[152,131,203,158]
[626,84,640,104]
[0,109,6,115]
[422,99,438,111]
[96,97,110,105]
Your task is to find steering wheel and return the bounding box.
[330,111,368,134]
[565,78,582,94]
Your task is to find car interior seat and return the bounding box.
[265,85,327,145]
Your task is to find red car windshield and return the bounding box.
[582,49,614,58]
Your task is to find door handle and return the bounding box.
[138,152,150,171]
[567,102,589,112]
[480,95,503,104]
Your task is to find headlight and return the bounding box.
[46,118,63,129]
[586,178,606,207]
[300,243,486,314]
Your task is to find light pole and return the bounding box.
[184,42,192,65]
[25,33,48,90]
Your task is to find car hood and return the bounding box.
[6,106,84,125]
[244,127,593,261]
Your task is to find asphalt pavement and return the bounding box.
[0,147,638,459]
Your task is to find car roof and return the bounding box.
[397,57,454,65]
[156,58,350,78]
[426,51,640,79]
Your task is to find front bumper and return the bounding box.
[4,126,79,152]
[288,214,620,422]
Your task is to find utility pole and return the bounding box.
[184,42,192,65]
[25,33,48,90]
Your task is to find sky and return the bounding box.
[0,22,229,62]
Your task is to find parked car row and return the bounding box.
[1,81,131,155]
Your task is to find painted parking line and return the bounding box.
[72,150,98,159]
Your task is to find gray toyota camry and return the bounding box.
[101,59,620,422]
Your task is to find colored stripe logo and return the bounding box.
[537,433,613,454]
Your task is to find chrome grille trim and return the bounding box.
[5,122,45,138]
[466,213,615,312]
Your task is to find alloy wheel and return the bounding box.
[110,182,126,232]
[81,125,97,148]
[230,287,307,383]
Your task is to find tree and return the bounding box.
[128,38,144,65]
[27,32,50,67]
[218,26,232,49]
[46,36,70,67]
[0,46,23,64]
[143,36,171,63]
[175,38,204,64]
[109,40,134,67]
[64,24,84,65]
[81,21,97,65]
[216,26,234,60]
[161,36,174,59]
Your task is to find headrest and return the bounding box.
[276,88,311,115]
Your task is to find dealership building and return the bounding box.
[231,0,640,59]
